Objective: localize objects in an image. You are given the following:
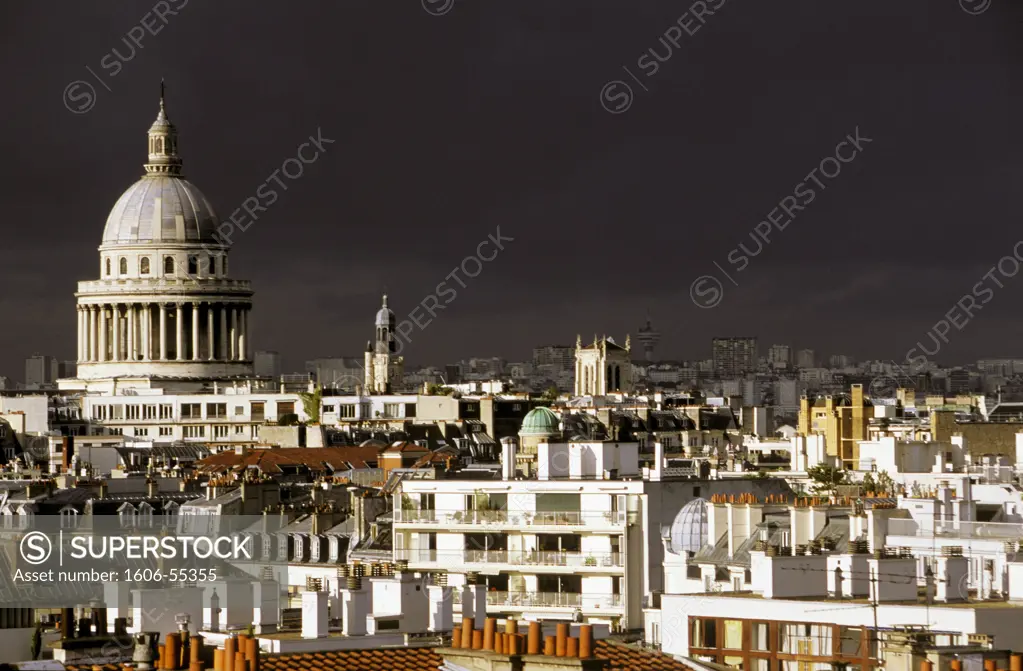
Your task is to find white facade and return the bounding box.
[394,476,648,629]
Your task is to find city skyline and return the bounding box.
[1,2,1018,376]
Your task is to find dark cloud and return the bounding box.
[0,0,1019,378]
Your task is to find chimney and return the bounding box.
[727,503,763,558]
[461,572,487,629]
[427,581,453,632]
[147,478,158,498]
[301,590,328,638]
[651,441,664,481]
[707,502,729,546]
[501,439,516,480]
[937,556,965,601]
[341,572,369,636]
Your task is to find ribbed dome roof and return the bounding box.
[519,406,561,437]
[668,497,709,555]
[102,175,220,244]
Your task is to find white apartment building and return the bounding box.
[80,386,418,449]
[393,440,648,630]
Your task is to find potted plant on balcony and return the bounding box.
[584,556,597,567]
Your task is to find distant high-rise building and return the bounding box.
[636,315,661,362]
[24,355,58,387]
[796,349,816,369]
[767,344,791,370]
[947,369,972,394]
[828,354,853,368]
[254,350,282,379]
[532,345,574,373]
[711,337,758,377]
[57,361,77,379]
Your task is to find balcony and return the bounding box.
[451,590,623,611]
[392,509,626,529]
[394,549,623,570]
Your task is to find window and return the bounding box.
[164,256,175,274]
[183,426,205,438]
[251,402,265,421]
[690,618,717,649]
[140,257,151,274]
[723,620,742,649]
[119,258,128,274]
[135,428,149,437]
[223,256,228,275]
[111,405,124,420]
[187,256,198,275]
[780,623,832,656]
[752,622,770,651]
[234,405,245,416]
[181,403,202,419]
[338,404,355,418]
[160,404,173,419]
[276,402,295,421]
[159,427,173,436]
[126,405,140,420]
[206,403,227,419]
[142,405,157,420]
[234,425,246,434]
[105,258,111,276]
[60,507,78,529]
[213,426,229,438]
[383,403,401,418]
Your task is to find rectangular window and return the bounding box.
[126,405,140,420]
[690,618,717,649]
[160,404,173,419]
[780,623,832,656]
[723,620,742,650]
[159,427,172,436]
[183,426,205,438]
[235,405,245,416]
[111,405,124,420]
[206,403,227,419]
[752,622,770,651]
[276,402,294,421]
[213,426,229,438]
[143,405,157,420]
[181,403,201,419]
[383,403,401,418]
[135,428,148,437]
[234,425,246,434]
[338,404,355,418]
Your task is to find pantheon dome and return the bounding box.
[102,175,219,244]
[70,87,254,383]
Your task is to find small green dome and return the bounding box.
[519,406,561,437]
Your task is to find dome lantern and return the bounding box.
[144,80,183,176]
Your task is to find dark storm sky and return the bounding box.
[0,1,1020,378]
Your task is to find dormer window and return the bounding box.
[60,506,79,529]
[118,502,137,527]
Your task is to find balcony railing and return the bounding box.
[392,509,626,527]
[451,590,623,610]
[394,549,623,568]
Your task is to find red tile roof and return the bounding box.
[67,640,693,671]
[195,447,384,474]
[257,640,693,671]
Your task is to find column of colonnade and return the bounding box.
[78,301,250,364]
